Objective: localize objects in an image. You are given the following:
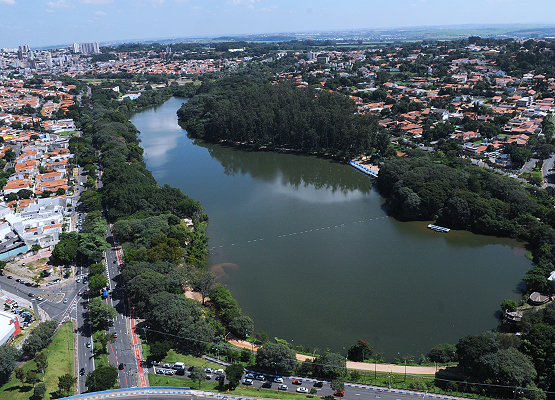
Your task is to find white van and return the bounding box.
[173,362,185,370]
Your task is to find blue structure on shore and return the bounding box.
[349,160,378,177]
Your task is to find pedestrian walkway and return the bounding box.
[228,339,442,375]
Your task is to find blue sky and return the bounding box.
[1,0,555,48]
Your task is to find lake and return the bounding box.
[131,97,531,359]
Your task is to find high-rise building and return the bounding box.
[81,42,100,55]
[166,46,172,55]
[72,43,80,53]
[46,52,52,68]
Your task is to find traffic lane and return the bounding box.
[0,279,71,321]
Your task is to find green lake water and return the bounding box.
[131,97,531,359]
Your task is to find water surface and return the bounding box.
[131,97,531,359]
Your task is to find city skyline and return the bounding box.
[1,0,555,49]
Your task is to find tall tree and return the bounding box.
[225,363,244,390]
[0,345,22,384]
[255,342,297,374]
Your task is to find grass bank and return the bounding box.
[0,321,74,400]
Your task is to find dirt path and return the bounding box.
[228,339,442,375]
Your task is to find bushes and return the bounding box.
[22,320,58,356]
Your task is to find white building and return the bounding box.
[0,310,18,346]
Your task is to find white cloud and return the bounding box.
[256,5,277,12]
[0,0,17,5]
[228,0,259,7]
[95,10,106,15]
[46,0,72,8]
[79,0,113,4]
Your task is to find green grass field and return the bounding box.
[0,321,74,400]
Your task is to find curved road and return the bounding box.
[58,386,464,400]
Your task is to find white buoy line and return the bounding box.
[209,215,389,251]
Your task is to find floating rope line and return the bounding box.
[209,216,389,251]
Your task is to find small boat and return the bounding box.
[428,224,450,233]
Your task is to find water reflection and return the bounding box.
[192,138,372,197]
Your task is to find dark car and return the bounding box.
[0,271,4,276]
[80,368,85,376]
[28,292,35,297]
[314,381,324,388]
[25,282,32,286]
[118,363,124,370]
[7,275,12,279]
[262,381,272,388]
[15,278,20,282]
[334,391,345,397]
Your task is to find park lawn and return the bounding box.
[141,342,220,369]
[57,131,76,136]
[0,321,73,400]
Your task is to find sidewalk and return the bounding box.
[228,339,442,375]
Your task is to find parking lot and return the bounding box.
[144,361,345,397]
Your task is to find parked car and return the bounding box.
[296,387,309,394]
[334,391,345,397]
[7,275,12,279]
[245,373,254,379]
[274,377,284,383]
[255,374,265,380]
[242,379,253,385]
[156,369,164,374]
[164,370,174,375]
[262,381,272,388]
[63,298,68,303]
[292,379,303,385]
[314,381,324,387]
[278,384,288,390]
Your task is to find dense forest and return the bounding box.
[178,78,394,159]
[53,77,262,365]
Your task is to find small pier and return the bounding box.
[428,224,450,233]
[349,160,378,177]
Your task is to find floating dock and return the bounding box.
[349,160,378,177]
[428,224,450,233]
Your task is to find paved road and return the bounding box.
[63,388,463,400]
[103,229,138,390]
[542,154,555,187]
